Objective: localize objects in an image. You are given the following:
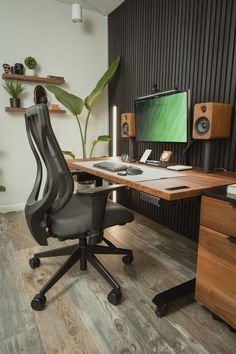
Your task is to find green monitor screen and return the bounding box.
[135,91,188,143]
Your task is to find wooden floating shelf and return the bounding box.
[5,107,66,114]
[2,73,65,85]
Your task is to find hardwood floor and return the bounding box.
[0,211,235,354]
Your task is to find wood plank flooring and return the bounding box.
[0,211,235,354]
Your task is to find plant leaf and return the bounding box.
[85,56,120,111]
[45,85,84,116]
[62,150,75,159]
[91,135,112,146]
[2,80,25,98]
[97,135,112,142]
[90,135,111,157]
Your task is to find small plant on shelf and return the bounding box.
[0,185,6,192]
[2,80,25,108]
[24,56,37,76]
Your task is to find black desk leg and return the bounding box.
[152,278,196,317]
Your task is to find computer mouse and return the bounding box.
[127,166,143,175]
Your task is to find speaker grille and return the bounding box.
[122,122,129,136]
[194,117,210,135]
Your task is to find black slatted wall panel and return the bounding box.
[108,0,236,239]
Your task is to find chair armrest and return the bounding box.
[76,184,127,245]
[77,184,126,197]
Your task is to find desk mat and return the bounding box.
[74,160,186,182]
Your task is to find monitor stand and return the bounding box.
[127,137,135,160]
[203,140,214,173]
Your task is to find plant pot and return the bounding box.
[10,98,21,108]
[25,68,35,76]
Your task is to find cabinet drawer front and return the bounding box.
[196,226,236,327]
[201,195,236,236]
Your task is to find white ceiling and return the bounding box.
[54,0,125,16]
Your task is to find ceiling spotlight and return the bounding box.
[72,2,82,23]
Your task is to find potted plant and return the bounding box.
[2,80,25,107]
[24,56,37,76]
[0,185,6,192]
[45,56,120,158]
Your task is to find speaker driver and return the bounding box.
[194,116,210,135]
[122,122,129,136]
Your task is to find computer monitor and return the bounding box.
[134,90,189,143]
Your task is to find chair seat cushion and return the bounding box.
[47,194,134,238]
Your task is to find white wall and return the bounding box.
[0,0,108,212]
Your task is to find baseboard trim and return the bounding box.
[0,203,25,213]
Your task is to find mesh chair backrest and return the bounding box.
[25,104,74,245]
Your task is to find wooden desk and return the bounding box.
[138,171,236,200]
[68,158,236,201]
[68,157,236,316]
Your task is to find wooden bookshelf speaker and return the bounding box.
[193,102,233,140]
[121,113,136,138]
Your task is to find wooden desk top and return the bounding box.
[68,158,236,201]
[137,172,236,200]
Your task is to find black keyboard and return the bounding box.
[93,161,128,172]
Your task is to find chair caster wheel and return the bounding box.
[155,303,168,317]
[122,254,134,265]
[107,290,121,305]
[31,293,46,311]
[29,257,40,269]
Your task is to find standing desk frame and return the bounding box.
[68,157,236,316]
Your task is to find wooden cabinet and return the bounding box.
[195,194,236,329]
[200,195,236,236]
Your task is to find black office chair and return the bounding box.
[24,104,134,310]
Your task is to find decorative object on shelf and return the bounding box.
[24,56,37,76]
[34,85,47,104]
[10,66,16,74]
[10,63,24,75]
[3,63,10,73]
[51,103,60,110]
[14,63,24,75]
[47,75,64,80]
[2,80,25,108]
[46,56,120,158]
